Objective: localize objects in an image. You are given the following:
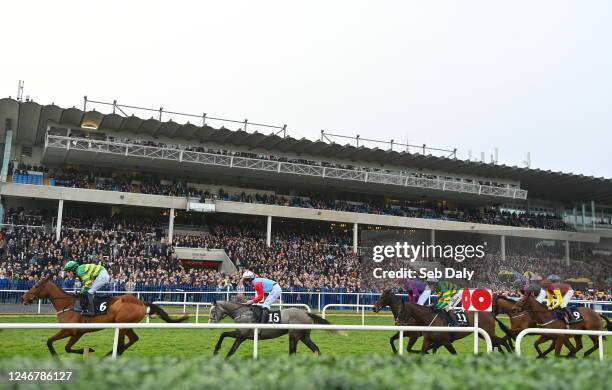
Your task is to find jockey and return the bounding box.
[242,270,282,323]
[400,279,431,305]
[541,278,574,321]
[63,260,110,316]
[521,280,547,304]
[432,279,461,326]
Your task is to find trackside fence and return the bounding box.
[0,322,493,359]
[322,304,376,325]
[3,289,610,316]
[515,328,611,361]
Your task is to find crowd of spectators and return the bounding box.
[0,212,360,292]
[9,161,574,232]
[0,210,609,298]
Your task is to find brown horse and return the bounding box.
[513,294,611,358]
[492,295,537,351]
[376,290,513,354]
[494,294,573,357]
[372,290,431,354]
[21,276,188,357]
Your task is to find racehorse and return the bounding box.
[21,276,188,357]
[491,295,537,351]
[208,300,345,358]
[513,293,611,358]
[376,290,513,354]
[372,291,435,354]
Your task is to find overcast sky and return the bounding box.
[2,1,611,178]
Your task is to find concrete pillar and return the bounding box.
[565,240,570,266]
[581,204,586,229]
[430,229,435,246]
[0,120,13,182]
[56,199,64,242]
[266,216,272,247]
[353,223,358,254]
[591,200,596,230]
[500,235,506,262]
[573,206,578,227]
[168,208,175,244]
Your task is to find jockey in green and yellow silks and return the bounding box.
[64,261,110,316]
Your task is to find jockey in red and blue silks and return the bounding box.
[242,271,282,323]
[399,279,431,305]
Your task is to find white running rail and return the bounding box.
[0,322,493,359]
[321,304,380,325]
[515,328,612,361]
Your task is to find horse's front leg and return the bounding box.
[406,333,421,353]
[214,331,241,355]
[389,332,399,354]
[225,337,246,358]
[46,329,72,357]
[64,333,91,354]
[533,335,549,358]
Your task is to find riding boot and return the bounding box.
[84,294,96,316]
[260,307,270,324]
[80,294,89,314]
[446,311,459,327]
[564,307,574,323]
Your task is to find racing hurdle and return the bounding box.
[0,322,494,359]
[515,328,612,361]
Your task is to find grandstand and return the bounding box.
[0,96,611,296]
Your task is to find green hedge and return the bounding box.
[1,354,609,390]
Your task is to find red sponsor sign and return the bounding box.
[461,288,493,312]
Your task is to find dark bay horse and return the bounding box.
[21,276,188,356]
[513,294,611,358]
[372,291,434,354]
[376,291,513,354]
[208,300,345,358]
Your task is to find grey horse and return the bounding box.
[209,300,345,357]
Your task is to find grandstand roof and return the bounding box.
[2,97,612,204]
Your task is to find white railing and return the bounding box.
[0,322,493,359]
[2,289,610,314]
[45,134,527,199]
[515,328,611,361]
[322,304,379,325]
[149,301,311,323]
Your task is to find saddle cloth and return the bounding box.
[251,305,282,323]
[74,295,112,316]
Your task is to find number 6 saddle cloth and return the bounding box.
[74,295,112,316]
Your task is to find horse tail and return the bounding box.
[146,303,189,323]
[307,313,347,336]
[494,315,515,340]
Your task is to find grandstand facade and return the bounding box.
[0,96,611,294]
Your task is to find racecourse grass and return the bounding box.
[0,313,610,359]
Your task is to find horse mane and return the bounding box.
[496,295,517,304]
[45,279,73,298]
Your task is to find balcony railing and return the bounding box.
[45,134,528,200]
